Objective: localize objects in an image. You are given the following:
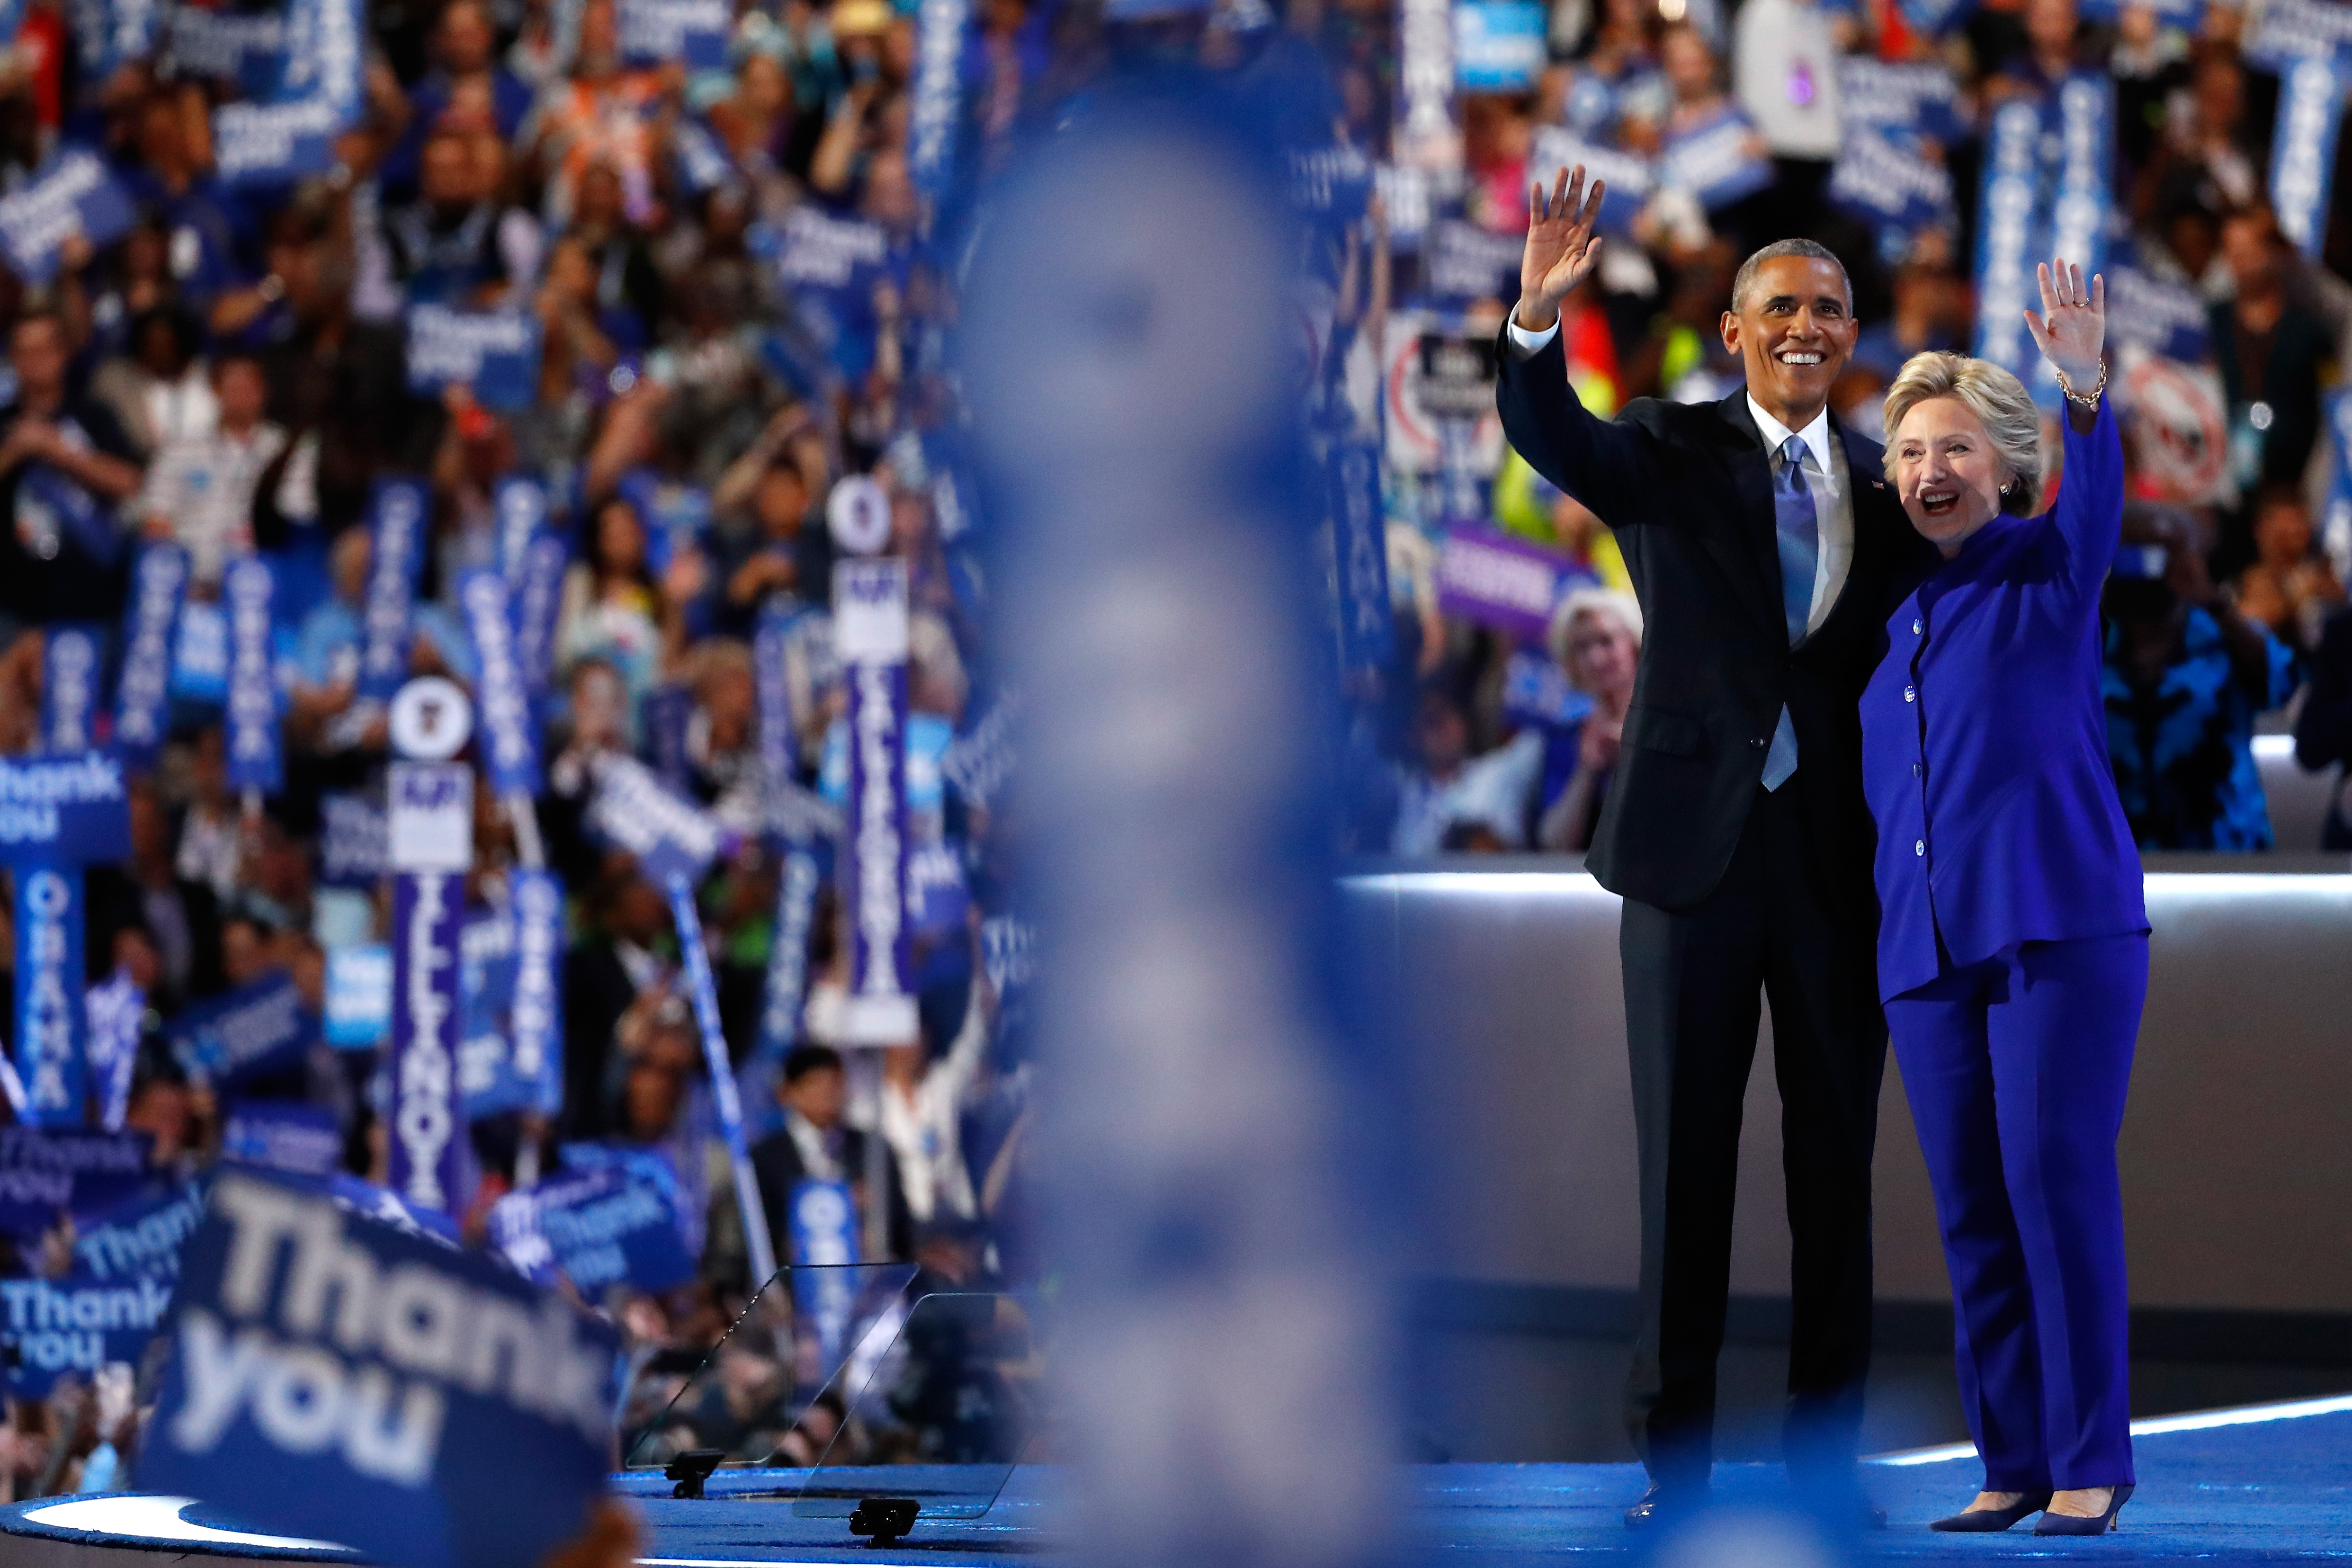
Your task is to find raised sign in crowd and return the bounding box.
[0,0,2336,1553]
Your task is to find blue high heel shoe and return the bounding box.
[1929,1491,2052,1532]
[2032,1485,2134,1535]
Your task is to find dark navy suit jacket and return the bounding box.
[1861,401,2148,1002]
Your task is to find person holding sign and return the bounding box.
[1498,167,1939,1528]
[1865,260,2146,1535]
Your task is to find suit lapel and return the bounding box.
[1708,392,1793,648]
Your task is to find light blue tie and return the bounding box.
[1762,435,1818,793]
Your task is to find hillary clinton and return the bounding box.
[1861,258,2148,1537]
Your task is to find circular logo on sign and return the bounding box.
[389,677,474,761]
[827,474,893,556]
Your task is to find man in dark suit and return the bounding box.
[1496,168,1939,1526]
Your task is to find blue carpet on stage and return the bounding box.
[612,1400,2352,1564]
[8,1398,2351,1564]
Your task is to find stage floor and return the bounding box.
[7,1396,2351,1566]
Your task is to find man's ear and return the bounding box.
[1719,311,1741,355]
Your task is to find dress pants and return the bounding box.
[1885,933,2146,1492]
[1619,782,1887,1491]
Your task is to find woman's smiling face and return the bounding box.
[1891,394,2011,557]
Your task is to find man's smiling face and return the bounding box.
[1720,255,1858,423]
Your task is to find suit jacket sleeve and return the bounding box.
[1493,322,1661,526]
[2052,399,2125,594]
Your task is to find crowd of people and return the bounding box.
[0,0,2339,1510]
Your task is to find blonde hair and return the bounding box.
[1547,586,1643,689]
[1881,351,2047,516]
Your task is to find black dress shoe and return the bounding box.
[1930,1492,2052,1532]
[2032,1485,2133,1535]
[1623,1483,1707,1529]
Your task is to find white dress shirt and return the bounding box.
[1742,394,1853,636]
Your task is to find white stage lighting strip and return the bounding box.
[1344,869,2352,904]
[1871,1392,2352,1467]
[21,1495,349,1551]
[18,1498,866,1567]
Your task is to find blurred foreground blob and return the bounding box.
[539,1499,643,1568]
[963,81,1393,1568]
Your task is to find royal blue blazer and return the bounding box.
[1861,400,2148,1002]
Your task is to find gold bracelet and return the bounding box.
[2054,358,2107,411]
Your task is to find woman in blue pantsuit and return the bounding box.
[1862,257,2148,1536]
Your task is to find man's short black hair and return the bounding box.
[783,1044,844,1084]
[1731,239,1853,315]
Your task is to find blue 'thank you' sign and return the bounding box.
[618,0,728,68]
[0,150,136,286]
[168,970,317,1086]
[0,1127,152,1241]
[406,306,543,412]
[2,1272,174,1394]
[0,751,132,865]
[138,1170,620,1568]
[75,1181,206,1281]
[491,1167,694,1296]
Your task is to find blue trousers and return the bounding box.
[1886,933,2146,1492]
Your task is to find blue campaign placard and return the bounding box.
[14,865,85,1127]
[2245,0,2352,68]
[511,531,568,697]
[222,1100,345,1178]
[1453,0,1546,90]
[389,871,467,1216]
[585,753,724,885]
[0,1128,153,1241]
[325,943,393,1049]
[642,681,693,793]
[170,597,229,704]
[320,789,389,888]
[169,971,317,1086]
[618,0,728,68]
[459,570,541,796]
[492,476,548,583]
[787,1179,859,1370]
[456,906,521,1121]
[1527,127,1655,234]
[774,206,892,379]
[74,1180,206,1281]
[1972,98,2046,387]
[39,624,104,755]
[360,477,429,703]
[1323,437,1393,675]
[163,1,291,92]
[1661,104,1774,211]
[114,543,188,766]
[1837,57,1963,142]
[495,1168,694,1296]
[755,844,822,1066]
[1425,216,1529,301]
[137,1170,619,1568]
[509,870,564,1117]
[0,751,133,866]
[406,306,544,413]
[1829,123,1956,232]
[2,1272,174,1394]
[907,0,969,205]
[212,96,345,188]
[2269,54,2346,261]
[2106,258,2213,364]
[0,149,137,286]
[224,557,281,794]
